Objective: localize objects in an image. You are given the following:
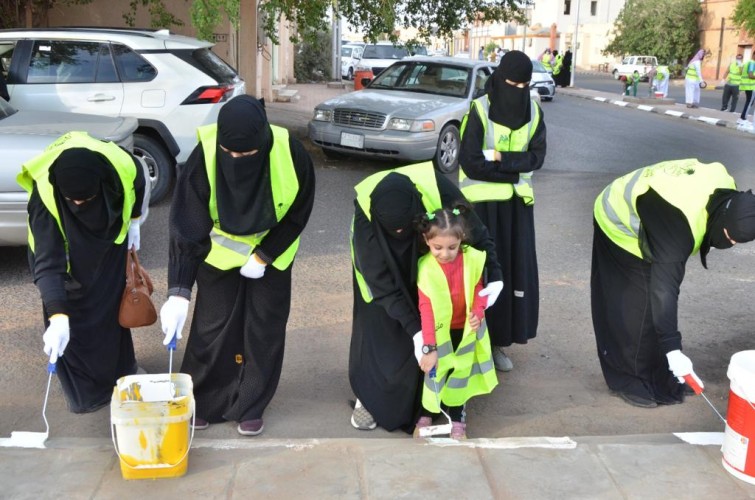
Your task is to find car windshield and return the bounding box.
[362,45,409,59]
[0,97,17,119]
[341,47,354,57]
[531,60,547,73]
[368,62,471,98]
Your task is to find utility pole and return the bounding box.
[569,0,581,87]
[331,1,342,82]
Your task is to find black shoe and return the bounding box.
[616,391,658,408]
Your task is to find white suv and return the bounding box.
[0,27,246,203]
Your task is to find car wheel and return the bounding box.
[133,134,174,205]
[347,67,354,81]
[612,69,619,80]
[434,124,460,174]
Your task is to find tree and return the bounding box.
[603,0,702,73]
[732,0,755,38]
[294,28,332,82]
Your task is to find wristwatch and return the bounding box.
[421,344,437,354]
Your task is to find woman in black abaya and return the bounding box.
[25,144,145,413]
[459,50,547,372]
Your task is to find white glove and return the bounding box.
[479,281,504,308]
[412,331,423,364]
[666,349,703,389]
[240,254,266,279]
[43,314,70,364]
[160,296,189,346]
[127,219,140,251]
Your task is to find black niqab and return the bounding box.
[50,147,124,286]
[487,50,533,130]
[215,95,276,235]
[701,189,755,267]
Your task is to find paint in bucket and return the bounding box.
[654,92,664,98]
[110,373,194,480]
[722,351,755,484]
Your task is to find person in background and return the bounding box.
[414,206,497,440]
[551,50,562,81]
[592,159,755,408]
[737,55,755,128]
[538,48,553,73]
[653,64,670,98]
[721,54,743,113]
[17,131,146,413]
[348,162,503,433]
[559,49,573,87]
[624,70,640,97]
[160,95,315,436]
[685,49,706,109]
[458,50,547,373]
[478,46,484,61]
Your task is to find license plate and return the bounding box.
[340,132,364,149]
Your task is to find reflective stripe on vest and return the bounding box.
[351,162,442,303]
[727,62,742,86]
[17,131,136,256]
[418,247,498,411]
[198,124,300,271]
[458,97,539,205]
[686,63,700,81]
[593,159,736,259]
[740,61,755,91]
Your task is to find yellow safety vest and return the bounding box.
[350,162,442,303]
[418,247,498,411]
[17,131,136,256]
[740,60,755,92]
[198,124,300,271]
[727,61,742,86]
[552,54,563,75]
[685,62,701,82]
[655,66,669,80]
[458,97,540,205]
[593,159,736,260]
[541,54,552,72]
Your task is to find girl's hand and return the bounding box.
[469,312,481,331]
[420,351,438,374]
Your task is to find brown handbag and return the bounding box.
[118,247,157,328]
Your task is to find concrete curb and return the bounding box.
[558,88,755,135]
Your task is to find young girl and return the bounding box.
[414,205,499,439]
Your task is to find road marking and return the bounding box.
[665,110,685,117]
[612,101,629,107]
[593,97,608,102]
[674,432,724,446]
[637,105,654,112]
[426,436,578,449]
[696,116,720,125]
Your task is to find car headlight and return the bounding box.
[313,109,332,122]
[388,118,435,132]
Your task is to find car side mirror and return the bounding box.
[361,77,372,87]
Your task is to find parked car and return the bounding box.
[309,56,497,174]
[341,44,364,80]
[0,97,148,246]
[531,60,556,101]
[611,55,657,81]
[0,27,245,204]
[355,42,413,78]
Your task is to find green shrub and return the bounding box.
[295,29,332,82]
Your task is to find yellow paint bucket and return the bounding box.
[110,373,194,480]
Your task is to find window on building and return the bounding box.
[564,0,571,15]
[590,1,597,15]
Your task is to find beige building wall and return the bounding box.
[699,0,754,81]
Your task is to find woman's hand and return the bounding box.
[468,312,481,331]
[420,351,438,374]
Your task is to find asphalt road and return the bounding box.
[573,72,754,115]
[1,95,754,442]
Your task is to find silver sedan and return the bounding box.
[309,56,496,174]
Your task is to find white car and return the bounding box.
[341,44,363,80]
[611,55,657,82]
[0,27,245,204]
[0,97,146,246]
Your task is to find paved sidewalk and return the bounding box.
[3,433,755,498]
